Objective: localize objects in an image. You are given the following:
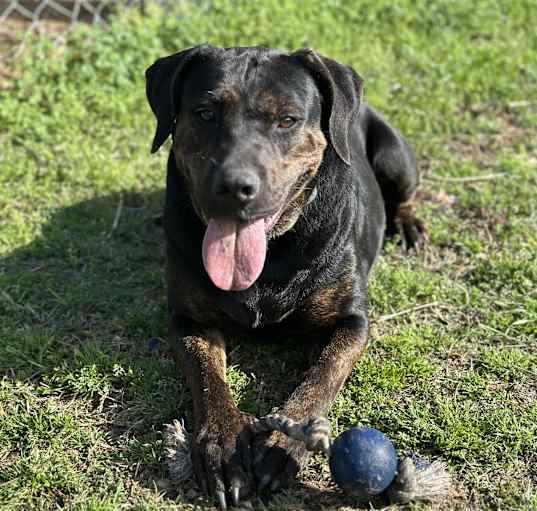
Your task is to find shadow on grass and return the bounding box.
[1,190,181,426]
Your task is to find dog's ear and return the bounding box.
[291,49,363,165]
[145,45,212,153]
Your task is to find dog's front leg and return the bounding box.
[170,314,253,509]
[252,314,368,491]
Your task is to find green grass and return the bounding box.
[1,0,536,509]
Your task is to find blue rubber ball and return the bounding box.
[329,427,397,498]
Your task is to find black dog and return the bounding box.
[146,45,425,509]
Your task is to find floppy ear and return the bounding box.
[291,49,364,165]
[145,45,212,153]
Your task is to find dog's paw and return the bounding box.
[394,213,428,250]
[249,430,311,493]
[192,411,254,510]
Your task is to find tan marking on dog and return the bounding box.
[253,91,305,121]
[395,191,417,218]
[299,272,354,328]
[281,318,368,421]
[216,86,241,105]
[271,129,327,238]
[253,92,283,119]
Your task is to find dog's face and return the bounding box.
[147,46,363,291]
[173,50,327,231]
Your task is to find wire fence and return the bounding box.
[0,0,145,63]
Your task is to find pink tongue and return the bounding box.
[202,217,267,291]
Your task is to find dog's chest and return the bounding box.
[217,286,297,330]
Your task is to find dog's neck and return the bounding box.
[269,183,318,239]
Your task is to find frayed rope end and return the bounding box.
[387,456,451,504]
[164,419,193,483]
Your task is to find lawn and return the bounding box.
[0,0,536,509]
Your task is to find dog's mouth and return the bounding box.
[200,169,318,292]
[202,205,284,292]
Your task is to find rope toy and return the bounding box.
[165,415,450,503]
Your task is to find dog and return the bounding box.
[146,45,425,509]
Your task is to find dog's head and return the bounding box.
[146,45,363,291]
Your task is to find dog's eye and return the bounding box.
[196,109,215,122]
[277,116,296,129]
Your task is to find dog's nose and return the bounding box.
[214,171,261,204]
